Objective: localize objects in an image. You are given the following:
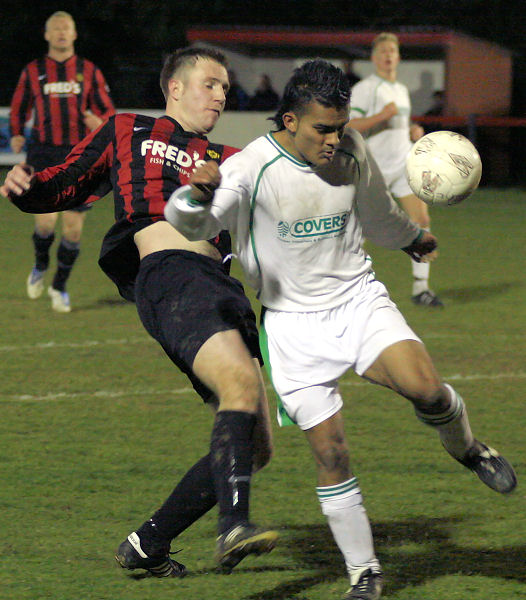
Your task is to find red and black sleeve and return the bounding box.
[10,117,115,214]
[88,62,115,121]
[9,68,33,137]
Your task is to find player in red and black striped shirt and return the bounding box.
[3,47,276,576]
[9,11,115,312]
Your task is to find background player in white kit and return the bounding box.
[165,60,517,600]
[347,32,443,307]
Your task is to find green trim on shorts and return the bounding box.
[259,312,296,427]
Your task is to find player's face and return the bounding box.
[171,59,229,134]
[372,41,400,76]
[45,17,77,53]
[283,101,349,167]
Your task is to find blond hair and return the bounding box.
[372,32,399,54]
[45,11,75,31]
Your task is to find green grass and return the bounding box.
[1,173,525,599]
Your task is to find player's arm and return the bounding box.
[86,66,116,124]
[0,164,34,196]
[165,156,247,241]
[354,138,427,249]
[409,122,425,142]
[346,102,398,134]
[401,230,437,263]
[164,161,224,240]
[9,68,33,153]
[2,119,114,212]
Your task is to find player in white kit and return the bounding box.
[348,32,443,307]
[165,60,517,600]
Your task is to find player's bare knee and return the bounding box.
[408,380,444,412]
[216,365,262,412]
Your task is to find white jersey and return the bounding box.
[350,73,413,178]
[165,129,419,312]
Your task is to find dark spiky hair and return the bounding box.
[270,59,350,130]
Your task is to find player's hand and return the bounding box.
[381,102,398,120]
[402,230,438,263]
[83,110,103,131]
[10,135,25,154]
[189,161,221,203]
[410,123,425,142]
[0,163,34,197]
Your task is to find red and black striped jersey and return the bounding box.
[11,112,239,301]
[9,54,115,146]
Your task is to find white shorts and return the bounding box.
[384,166,413,199]
[261,276,421,430]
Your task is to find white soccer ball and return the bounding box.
[405,130,482,206]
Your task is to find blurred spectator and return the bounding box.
[225,69,250,111]
[248,74,280,111]
[425,90,445,116]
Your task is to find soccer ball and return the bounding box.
[405,131,482,206]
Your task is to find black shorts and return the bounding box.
[135,249,262,403]
[26,142,92,213]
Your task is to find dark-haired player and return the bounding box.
[165,58,517,600]
[9,11,115,312]
[2,47,277,576]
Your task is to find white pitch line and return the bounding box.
[2,372,526,402]
[0,332,522,354]
[1,387,194,402]
[0,337,154,352]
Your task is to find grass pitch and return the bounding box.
[1,174,525,600]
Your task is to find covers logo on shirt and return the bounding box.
[277,212,349,242]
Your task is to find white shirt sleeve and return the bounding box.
[346,131,419,249]
[164,152,252,241]
[163,184,221,241]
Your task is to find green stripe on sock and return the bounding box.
[316,477,359,499]
[416,390,464,426]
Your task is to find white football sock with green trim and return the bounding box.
[415,383,475,459]
[412,227,431,295]
[317,478,380,578]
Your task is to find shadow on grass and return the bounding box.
[77,296,131,310]
[437,281,524,304]
[232,516,526,599]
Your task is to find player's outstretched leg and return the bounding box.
[115,530,186,578]
[454,439,517,494]
[416,384,517,494]
[343,567,383,600]
[215,523,279,573]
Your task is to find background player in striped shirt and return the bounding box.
[9,11,115,312]
[347,33,443,308]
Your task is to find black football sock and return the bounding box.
[52,238,80,291]
[32,230,55,271]
[210,410,256,535]
[138,453,217,547]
